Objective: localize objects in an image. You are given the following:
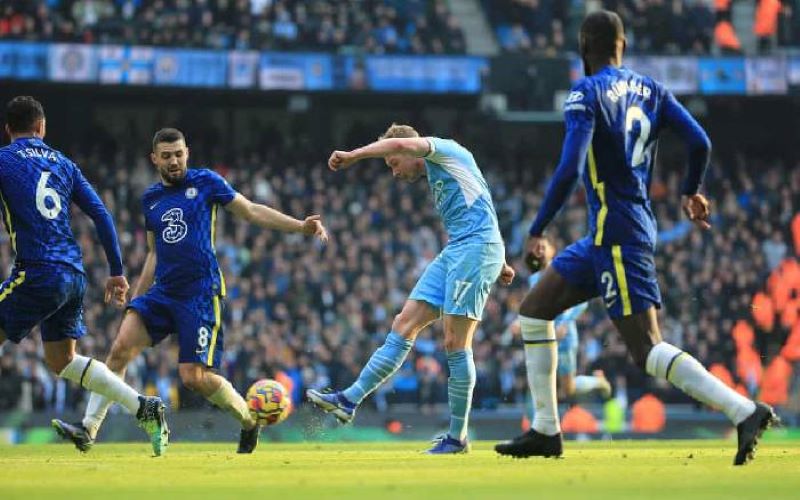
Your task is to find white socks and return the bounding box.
[646,342,756,425]
[574,375,603,395]
[83,392,114,439]
[520,316,560,435]
[207,378,256,429]
[59,355,140,419]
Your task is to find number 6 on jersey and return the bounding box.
[36,172,62,219]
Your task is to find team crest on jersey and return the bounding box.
[432,180,445,210]
[185,187,198,199]
[565,91,584,103]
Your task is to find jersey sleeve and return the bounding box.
[71,165,124,276]
[660,91,711,195]
[141,191,155,232]
[528,80,596,236]
[423,137,469,166]
[204,169,237,205]
[563,80,596,132]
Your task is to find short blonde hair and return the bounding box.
[379,123,419,140]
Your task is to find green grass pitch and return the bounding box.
[1,440,798,499]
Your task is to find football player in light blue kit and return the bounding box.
[0,96,168,456]
[307,123,514,454]
[53,128,328,454]
[527,236,610,402]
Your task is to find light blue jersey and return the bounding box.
[529,272,588,376]
[423,137,503,246]
[408,137,504,320]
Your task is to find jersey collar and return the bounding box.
[12,136,43,145]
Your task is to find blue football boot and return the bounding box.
[426,434,470,454]
[306,389,356,424]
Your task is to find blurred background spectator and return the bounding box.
[0,0,466,54]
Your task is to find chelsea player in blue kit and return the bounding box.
[495,11,775,465]
[53,128,328,454]
[307,124,515,454]
[0,97,168,456]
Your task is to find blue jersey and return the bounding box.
[0,137,122,275]
[567,66,669,248]
[423,137,503,246]
[529,65,710,250]
[142,168,236,297]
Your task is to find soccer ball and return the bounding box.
[246,379,291,426]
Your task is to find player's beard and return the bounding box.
[161,165,187,185]
[401,171,422,183]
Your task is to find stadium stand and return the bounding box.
[0,0,466,54]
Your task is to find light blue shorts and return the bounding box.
[409,242,504,320]
[557,326,578,377]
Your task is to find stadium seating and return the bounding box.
[0,0,465,54]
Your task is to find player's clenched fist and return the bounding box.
[498,262,515,285]
[302,214,329,243]
[328,150,357,171]
[104,275,130,308]
[681,194,711,230]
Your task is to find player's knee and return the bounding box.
[391,312,417,339]
[631,345,653,372]
[442,326,469,352]
[45,352,73,374]
[518,295,556,321]
[443,335,459,352]
[107,340,134,369]
[178,365,206,392]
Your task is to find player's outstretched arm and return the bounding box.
[528,126,593,238]
[524,126,593,270]
[328,137,430,171]
[224,193,328,242]
[132,232,157,299]
[72,167,129,306]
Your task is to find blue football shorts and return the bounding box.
[128,287,225,369]
[0,263,87,343]
[557,326,578,377]
[551,236,661,320]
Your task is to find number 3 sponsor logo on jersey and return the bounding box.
[161,207,188,243]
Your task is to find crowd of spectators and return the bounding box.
[488,0,717,55]
[487,0,798,55]
[0,0,466,54]
[4,1,799,57]
[0,123,797,424]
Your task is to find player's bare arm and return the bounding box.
[328,137,430,171]
[131,232,157,298]
[225,193,328,243]
[71,165,128,307]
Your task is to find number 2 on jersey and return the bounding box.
[36,172,62,219]
[625,106,651,168]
